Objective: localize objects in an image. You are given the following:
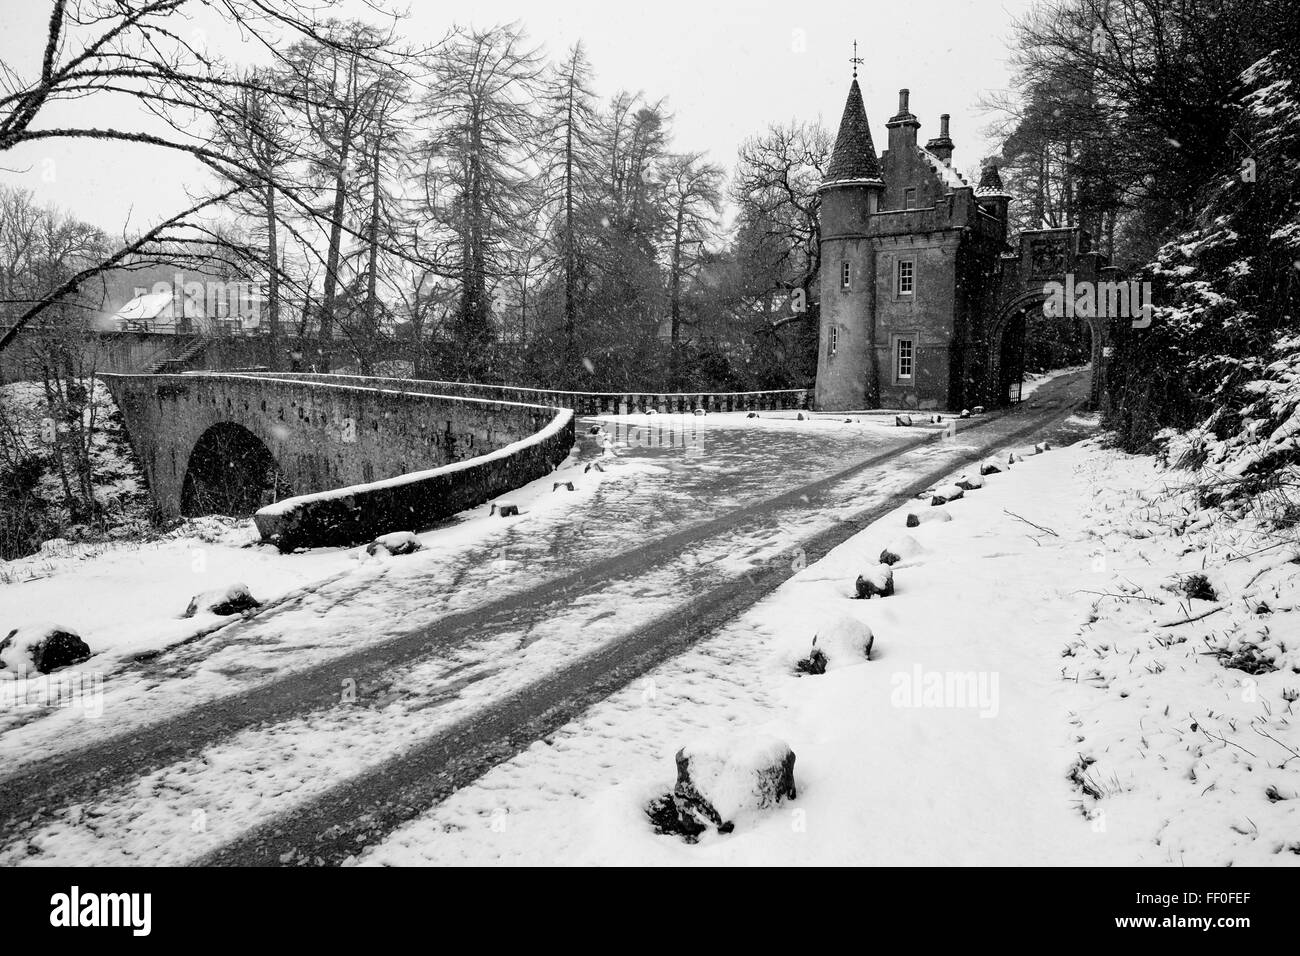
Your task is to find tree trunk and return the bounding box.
[362,136,381,375]
[319,126,352,371]
[264,181,280,370]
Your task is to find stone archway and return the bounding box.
[181,422,290,517]
[988,291,1107,410]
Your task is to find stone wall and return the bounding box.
[103,373,570,532]
[253,406,574,551]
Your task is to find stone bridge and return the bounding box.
[104,372,809,549]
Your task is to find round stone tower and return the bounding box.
[815,76,885,411]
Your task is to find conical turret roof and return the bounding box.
[976,164,1011,198]
[821,79,884,189]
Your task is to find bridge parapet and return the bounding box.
[103,372,574,549]
[237,372,810,415]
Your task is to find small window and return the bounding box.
[896,337,914,380]
[904,187,917,209]
[897,259,915,296]
[829,326,839,356]
[840,261,851,289]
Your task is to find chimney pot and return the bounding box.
[898,89,910,113]
[940,114,950,137]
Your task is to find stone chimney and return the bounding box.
[886,88,921,156]
[926,113,954,163]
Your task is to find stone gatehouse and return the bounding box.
[814,75,1113,412]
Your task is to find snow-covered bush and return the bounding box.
[1109,52,1300,523]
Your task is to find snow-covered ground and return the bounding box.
[356,435,1300,867]
[22,371,1292,867]
[1022,364,1090,399]
[0,385,1067,864]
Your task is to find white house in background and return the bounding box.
[109,290,180,333]
[108,276,264,335]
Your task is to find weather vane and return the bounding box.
[850,40,863,79]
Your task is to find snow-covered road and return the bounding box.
[0,372,1092,864]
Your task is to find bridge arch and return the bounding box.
[180,421,289,517]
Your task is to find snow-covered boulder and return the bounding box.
[1008,452,1025,465]
[796,615,874,674]
[366,531,422,556]
[879,533,923,566]
[182,583,261,618]
[955,472,985,491]
[973,405,985,414]
[930,483,965,506]
[979,458,1004,476]
[855,563,895,599]
[797,412,807,421]
[1034,441,1052,454]
[647,735,797,839]
[906,508,953,528]
[960,409,971,419]
[0,625,91,677]
[895,414,913,427]
[747,412,760,419]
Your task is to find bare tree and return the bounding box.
[419,23,544,381]
[662,152,723,384]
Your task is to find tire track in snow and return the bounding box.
[0,385,1079,855]
[196,394,1085,865]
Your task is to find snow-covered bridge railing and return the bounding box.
[239,372,811,415]
[103,372,574,550]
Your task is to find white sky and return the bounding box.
[0,0,1035,232]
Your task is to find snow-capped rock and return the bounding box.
[879,534,924,566]
[647,734,797,839]
[906,508,953,527]
[0,624,91,677]
[979,458,1004,476]
[182,583,261,618]
[797,615,874,674]
[366,531,423,556]
[955,472,985,491]
[930,483,965,505]
[855,563,895,599]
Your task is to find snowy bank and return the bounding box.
[358,433,1300,866]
